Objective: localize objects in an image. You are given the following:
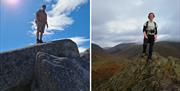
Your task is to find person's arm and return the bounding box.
[46,21,48,28]
[144,32,148,39]
[154,25,158,40]
[143,24,148,39]
[45,13,48,28]
[35,11,40,23]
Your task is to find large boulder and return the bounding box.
[80,49,90,62]
[32,52,89,91]
[0,39,83,91]
[80,49,90,71]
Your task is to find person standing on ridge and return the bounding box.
[35,5,48,43]
[142,12,158,62]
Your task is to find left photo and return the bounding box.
[0,0,90,91]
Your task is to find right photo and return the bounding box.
[92,0,180,91]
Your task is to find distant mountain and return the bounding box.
[92,43,125,83]
[92,41,180,91]
[154,41,180,58]
[92,43,115,63]
[105,41,180,59]
[105,43,136,53]
[92,43,110,58]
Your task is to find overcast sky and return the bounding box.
[92,0,180,47]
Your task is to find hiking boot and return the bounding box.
[36,39,40,43]
[141,53,147,58]
[146,58,152,63]
[39,39,43,43]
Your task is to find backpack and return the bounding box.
[145,21,157,35]
[145,21,157,30]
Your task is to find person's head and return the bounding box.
[41,5,46,10]
[148,12,155,21]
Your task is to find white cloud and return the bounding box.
[78,47,87,53]
[134,0,144,6]
[30,0,87,35]
[45,0,53,3]
[106,18,140,33]
[92,0,180,47]
[68,37,89,45]
[67,36,89,53]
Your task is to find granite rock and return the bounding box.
[0,39,89,91]
[32,52,89,91]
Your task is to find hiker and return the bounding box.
[142,12,158,62]
[35,5,48,43]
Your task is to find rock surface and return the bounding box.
[32,52,89,91]
[0,39,89,91]
[80,49,90,71]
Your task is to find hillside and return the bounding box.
[94,53,180,91]
[105,41,180,59]
[92,41,180,91]
[0,39,89,91]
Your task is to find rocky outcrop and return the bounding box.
[32,52,89,91]
[80,49,90,71]
[94,53,180,91]
[0,39,89,91]
[80,49,90,62]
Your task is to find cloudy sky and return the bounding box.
[92,0,180,47]
[0,0,90,53]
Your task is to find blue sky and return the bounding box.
[0,0,90,52]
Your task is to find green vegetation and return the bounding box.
[93,52,180,91]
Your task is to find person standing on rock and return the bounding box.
[35,5,48,43]
[142,12,158,62]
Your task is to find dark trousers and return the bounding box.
[143,35,155,59]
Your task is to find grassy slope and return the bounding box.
[92,42,180,91]
[94,53,180,91]
[92,44,126,89]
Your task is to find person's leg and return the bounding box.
[143,38,148,54]
[142,38,148,57]
[36,31,39,39]
[39,32,43,43]
[36,31,40,43]
[148,36,155,59]
[36,22,41,43]
[38,23,45,43]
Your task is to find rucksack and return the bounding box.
[145,21,157,30]
[145,21,157,35]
